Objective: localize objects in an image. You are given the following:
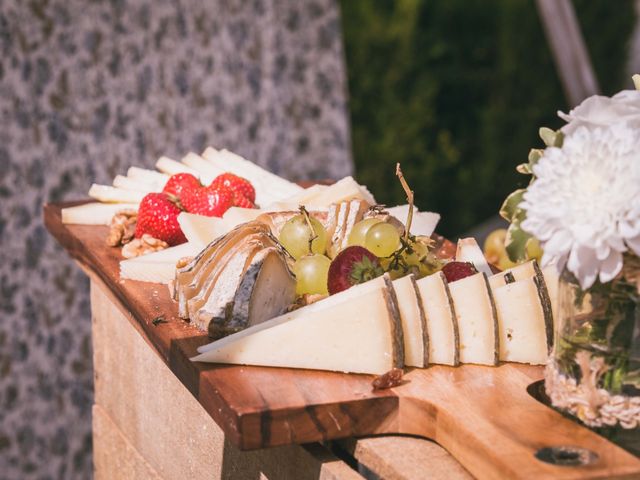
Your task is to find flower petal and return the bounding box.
[598,250,623,284]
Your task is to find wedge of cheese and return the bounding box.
[119,242,201,284]
[192,274,403,375]
[155,156,206,181]
[88,184,146,204]
[386,205,440,237]
[488,260,537,289]
[393,274,428,368]
[297,176,376,208]
[62,202,139,225]
[177,209,264,248]
[126,166,169,188]
[328,201,350,258]
[415,271,459,366]
[456,237,493,277]
[181,152,224,180]
[492,274,553,364]
[339,199,370,251]
[112,175,157,193]
[448,272,499,365]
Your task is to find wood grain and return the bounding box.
[45,202,640,480]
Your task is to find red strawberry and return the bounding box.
[210,173,256,204]
[232,193,255,209]
[441,261,477,283]
[162,173,201,198]
[135,193,187,246]
[181,185,234,217]
[327,246,385,295]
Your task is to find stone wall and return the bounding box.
[0,1,352,477]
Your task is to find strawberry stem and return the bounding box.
[299,205,317,255]
[395,163,414,244]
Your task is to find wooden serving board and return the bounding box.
[44,202,640,480]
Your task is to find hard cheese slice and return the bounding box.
[192,275,403,374]
[62,202,139,225]
[456,237,493,277]
[415,271,459,366]
[448,272,499,365]
[88,184,146,204]
[493,275,552,364]
[393,274,428,367]
[488,260,537,289]
[119,242,201,284]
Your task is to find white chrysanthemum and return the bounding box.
[521,124,640,289]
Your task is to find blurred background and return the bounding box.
[0,0,638,478]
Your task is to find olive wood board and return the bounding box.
[44,202,640,480]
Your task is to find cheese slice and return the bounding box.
[181,152,224,180]
[88,184,146,204]
[225,246,296,334]
[126,166,169,188]
[493,276,552,364]
[62,202,139,225]
[113,175,157,193]
[448,272,499,365]
[415,271,459,366]
[328,201,350,258]
[488,260,538,290]
[301,176,376,208]
[393,274,428,367]
[340,199,370,251]
[155,156,206,181]
[192,275,403,374]
[266,184,329,210]
[386,206,440,237]
[456,237,493,277]
[119,242,201,284]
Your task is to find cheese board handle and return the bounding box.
[396,365,640,480]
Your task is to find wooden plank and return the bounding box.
[45,202,640,480]
[535,0,600,106]
[93,405,164,480]
[91,281,362,480]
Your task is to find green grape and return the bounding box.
[483,229,507,266]
[279,215,328,260]
[402,241,429,266]
[365,222,400,257]
[347,218,382,247]
[293,254,331,295]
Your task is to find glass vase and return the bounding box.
[545,255,640,430]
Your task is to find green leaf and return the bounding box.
[499,189,526,222]
[528,148,544,166]
[539,128,564,147]
[505,218,531,262]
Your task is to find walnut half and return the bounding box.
[121,234,168,259]
[106,209,138,247]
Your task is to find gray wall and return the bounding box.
[0,1,352,477]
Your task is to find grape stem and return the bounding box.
[299,205,317,255]
[395,163,414,244]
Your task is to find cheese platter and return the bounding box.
[44,147,640,479]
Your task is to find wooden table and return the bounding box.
[45,202,640,480]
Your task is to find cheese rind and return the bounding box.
[415,272,459,366]
[192,276,402,374]
[448,272,499,366]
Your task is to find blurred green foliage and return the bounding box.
[340,0,636,237]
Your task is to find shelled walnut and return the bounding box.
[106,209,138,247]
[121,234,168,259]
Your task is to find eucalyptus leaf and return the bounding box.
[539,127,556,147]
[499,188,526,222]
[528,148,544,165]
[505,218,531,262]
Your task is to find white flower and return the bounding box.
[558,90,640,135]
[521,124,640,289]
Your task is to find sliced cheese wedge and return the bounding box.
[415,271,459,366]
[62,202,139,225]
[488,260,538,289]
[113,175,157,193]
[126,166,169,188]
[119,242,201,284]
[448,272,499,366]
[340,199,370,251]
[493,275,553,365]
[88,184,146,204]
[300,176,376,208]
[393,274,428,368]
[192,274,403,375]
[386,206,440,238]
[456,237,493,277]
[181,152,224,180]
[328,201,350,258]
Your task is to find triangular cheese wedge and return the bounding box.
[155,156,204,180]
[88,184,146,204]
[415,271,459,366]
[62,202,140,225]
[340,199,370,251]
[126,166,169,188]
[328,201,350,258]
[181,152,224,179]
[493,274,553,365]
[192,275,403,374]
[112,175,157,193]
[393,274,428,367]
[488,260,537,289]
[448,272,499,365]
[456,237,493,277]
[119,242,201,284]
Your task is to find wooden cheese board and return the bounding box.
[44,202,640,480]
